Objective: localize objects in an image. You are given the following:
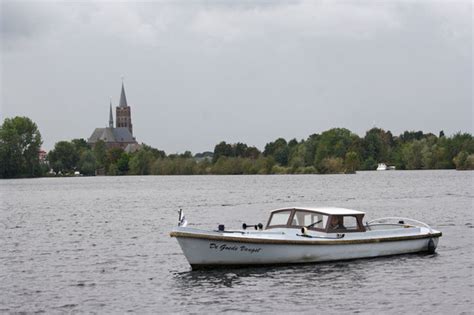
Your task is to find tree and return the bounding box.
[93,140,107,169]
[344,151,360,173]
[401,140,423,169]
[78,150,97,176]
[244,146,261,159]
[453,151,473,170]
[400,130,424,142]
[141,144,166,159]
[129,149,154,175]
[213,141,234,162]
[264,138,289,166]
[105,147,126,175]
[48,141,80,173]
[117,153,130,174]
[362,128,393,165]
[314,128,356,171]
[0,116,43,178]
[303,133,320,166]
[320,157,344,174]
[233,143,248,157]
[289,143,306,171]
[71,138,90,154]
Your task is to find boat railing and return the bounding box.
[366,217,433,233]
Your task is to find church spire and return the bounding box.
[119,78,128,107]
[109,97,114,128]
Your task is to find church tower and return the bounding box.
[116,81,133,135]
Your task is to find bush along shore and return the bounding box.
[1,116,473,178]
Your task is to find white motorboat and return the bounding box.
[377,163,396,171]
[170,207,441,269]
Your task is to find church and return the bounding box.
[87,81,139,151]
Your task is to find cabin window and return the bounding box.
[328,215,360,231]
[268,210,292,227]
[343,216,359,230]
[291,211,328,229]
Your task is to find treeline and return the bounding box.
[1,116,473,178]
[46,127,474,176]
[210,128,474,174]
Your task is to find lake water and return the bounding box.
[1,171,472,313]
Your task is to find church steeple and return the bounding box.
[119,80,128,107]
[109,98,114,128]
[116,78,133,135]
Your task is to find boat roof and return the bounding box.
[271,207,365,216]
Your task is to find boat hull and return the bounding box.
[172,232,440,269]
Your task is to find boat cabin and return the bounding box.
[266,207,366,233]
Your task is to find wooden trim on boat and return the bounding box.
[169,231,442,245]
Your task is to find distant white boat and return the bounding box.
[377,163,396,171]
[170,207,441,269]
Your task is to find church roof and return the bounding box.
[88,127,136,144]
[119,82,128,107]
[113,127,135,142]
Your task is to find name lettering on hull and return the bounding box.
[209,243,262,254]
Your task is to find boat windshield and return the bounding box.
[291,210,328,230]
[268,210,292,227]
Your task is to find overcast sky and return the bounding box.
[1,0,472,153]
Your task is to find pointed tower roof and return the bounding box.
[119,80,128,107]
[109,98,114,128]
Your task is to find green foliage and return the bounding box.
[129,149,154,175]
[71,138,90,154]
[78,150,96,176]
[400,130,424,142]
[320,157,345,174]
[264,138,289,166]
[107,147,124,162]
[0,116,43,178]
[453,151,474,170]
[213,141,234,163]
[401,141,423,169]
[344,151,360,174]
[271,164,289,174]
[289,143,306,171]
[93,140,107,168]
[467,155,474,170]
[48,141,80,173]
[363,128,393,164]
[117,153,130,174]
[141,144,166,159]
[213,141,261,162]
[108,163,119,176]
[44,124,473,176]
[362,156,377,171]
[151,157,197,175]
[314,128,356,171]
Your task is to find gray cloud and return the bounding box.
[1,0,472,152]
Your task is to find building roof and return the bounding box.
[88,127,136,144]
[113,127,135,142]
[119,82,128,107]
[271,207,365,216]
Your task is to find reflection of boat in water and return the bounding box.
[377,163,396,171]
[170,207,441,269]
